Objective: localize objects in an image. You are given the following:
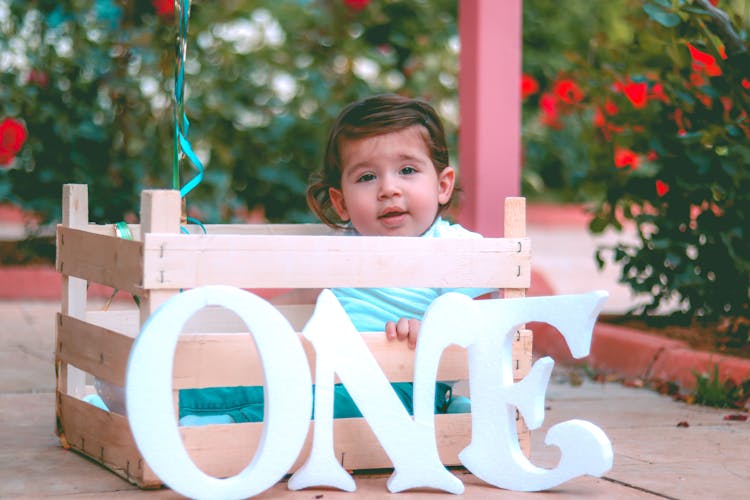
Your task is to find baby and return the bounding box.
[180,94,494,424]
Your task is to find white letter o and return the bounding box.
[126,286,312,499]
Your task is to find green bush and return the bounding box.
[522,0,749,342]
[0,0,458,226]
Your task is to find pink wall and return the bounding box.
[457,0,522,237]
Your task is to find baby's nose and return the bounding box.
[378,175,401,198]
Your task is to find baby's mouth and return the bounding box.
[379,209,407,220]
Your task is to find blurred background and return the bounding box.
[1,0,748,342]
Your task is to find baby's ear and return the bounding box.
[329,187,350,221]
[437,167,456,205]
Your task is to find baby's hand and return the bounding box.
[385,318,421,350]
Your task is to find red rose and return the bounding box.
[687,43,722,77]
[604,99,618,115]
[656,180,670,197]
[553,79,584,104]
[593,108,606,128]
[343,0,370,11]
[27,69,49,87]
[649,83,669,103]
[617,80,648,109]
[521,74,539,100]
[614,146,640,170]
[538,93,562,128]
[0,118,28,166]
[152,0,174,18]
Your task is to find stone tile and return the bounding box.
[0,348,55,393]
[610,461,750,500]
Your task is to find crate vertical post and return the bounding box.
[503,196,532,457]
[138,189,182,416]
[138,189,182,327]
[58,184,89,400]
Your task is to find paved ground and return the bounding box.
[1,207,749,498]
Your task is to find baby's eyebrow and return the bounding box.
[396,153,427,164]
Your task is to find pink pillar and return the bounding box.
[457,0,522,237]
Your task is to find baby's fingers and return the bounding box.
[406,319,420,350]
[385,321,398,340]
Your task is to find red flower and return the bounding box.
[343,0,370,11]
[618,80,648,109]
[650,82,669,103]
[614,147,640,169]
[0,118,28,166]
[539,93,562,128]
[656,180,670,197]
[553,79,584,104]
[690,71,706,87]
[647,150,659,161]
[696,92,713,108]
[521,74,539,100]
[593,108,606,128]
[672,108,688,135]
[604,99,618,115]
[688,43,722,76]
[742,79,750,90]
[152,0,174,18]
[27,69,49,87]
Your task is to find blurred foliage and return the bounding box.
[0,0,458,225]
[522,0,749,341]
[2,0,748,343]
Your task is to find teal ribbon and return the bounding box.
[180,216,207,235]
[173,0,204,199]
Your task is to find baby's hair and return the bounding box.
[307,93,455,229]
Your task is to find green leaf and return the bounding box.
[643,3,682,27]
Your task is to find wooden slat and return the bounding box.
[56,227,144,295]
[58,313,529,390]
[182,223,337,236]
[84,304,314,336]
[58,394,160,488]
[180,412,529,478]
[180,413,474,477]
[142,233,530,289]
[59,397,527,488]
[86,309,140,336]
[57,314,134,387]
[69,223,335,240]
[172,332,472,389]
[66,223,122,237]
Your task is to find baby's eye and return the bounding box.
[356,173,376,183]
[400,165,417,175]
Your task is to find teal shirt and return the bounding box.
[331,217,494,332]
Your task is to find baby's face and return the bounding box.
[329,126,454,237]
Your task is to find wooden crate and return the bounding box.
[55,183,532,488]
